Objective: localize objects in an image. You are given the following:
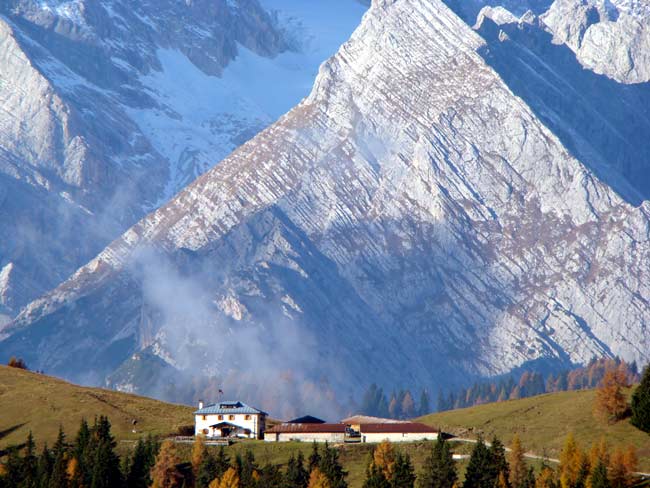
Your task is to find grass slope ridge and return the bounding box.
[420,388,650,471]
[0,366,193,448]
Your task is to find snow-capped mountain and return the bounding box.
[2,0,649,412]
[0,0,367,318]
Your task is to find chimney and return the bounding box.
[198,399,204,410]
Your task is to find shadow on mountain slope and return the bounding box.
[476,16,650,206]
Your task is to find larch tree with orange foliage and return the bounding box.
[373,441,396,481]
[309,468,332,488]
[609,447,637,488]
[509,435,527,488]
[150,440,182,488]
[216,467,240,488]
[559,434,589,488]
[594,366,629,423]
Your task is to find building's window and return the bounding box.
[245,415,251,421]
[218,415,224,420]
[202,415,207,421]
[229,415,235,421]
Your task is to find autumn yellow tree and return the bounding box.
[609,447,637,488]
[308,468,332,488]
[373,440,396,480]
[588,438,609,469]
[151,440,182,488]
[594,367,629,423]
[192,434,207,475]
[509,434,527,488]
[559,433,588,488]
[217,467,240,488]
[536,466,557,488]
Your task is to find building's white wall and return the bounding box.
[195,413,265,439]
[264,432,346,443]
[361,432,437,443]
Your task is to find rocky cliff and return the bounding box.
[2,0,648,411]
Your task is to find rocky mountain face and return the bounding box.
[2,0,649,415]
[541,0,650,83]
[0,0,366,318]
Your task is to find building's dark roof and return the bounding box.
[288,415,326,424]
[194,401,267,415]
[266,423,347,434]
[359,423,438,434]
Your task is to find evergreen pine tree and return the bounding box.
[285,452,309,488]
[126,439,151,488]
[195,451,219,488]
[36,444,54,488]
[21,431,38,488]
[587,461,610,488]
[488,437,510,488]
[309,443,321,473]
[258,464,282,488]
[391,452,415,488]
[3,447,24,488]
[319,443,347,488]
[631,365,650,433]
[463,438,494,488]
[48,426,69,488]
[418,434,457,488]
[419,391,431,416]
[87,417,123,488]
[362,464,390,488]
[238,450,258,488]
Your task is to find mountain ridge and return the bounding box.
[2,0,650,412]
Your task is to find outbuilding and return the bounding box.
[358,422,438,443]
[264,423,353,443]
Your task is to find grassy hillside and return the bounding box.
[420,388,650,471]
[0,366,193,448]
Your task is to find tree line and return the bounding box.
[437,358,641,412]
[0,416,156,488]
[359,386,431,419]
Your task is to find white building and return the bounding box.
[194,400,267,439]
[263,423,350,443]
[357,423,439,443]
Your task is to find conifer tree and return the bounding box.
[463,437,494,488]
[373,442,396,481]
[309,443,321,473]
[631,365,650,433]
[509,435,527,488]
[235,450,258,488]
[258,464,283,488]
[587,462,609,488]
[319,443,347,488]
[488,437,510,488]
[150,440,181,488]
[48,426,69,488]
[218,468,240,488]
[192,435,207,477]
[89,417,123,488]
[36,444,53,488]
[308,469,332,488]
[126,439,152,488]
[391,452,416,488]
[419,390,431,416]
[285,452,309,488]
[362,464,390,488]
[21,431,38,488]
[418,434,457,488]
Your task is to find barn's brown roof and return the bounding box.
[265,423,347,434]
[359,423,438,434]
